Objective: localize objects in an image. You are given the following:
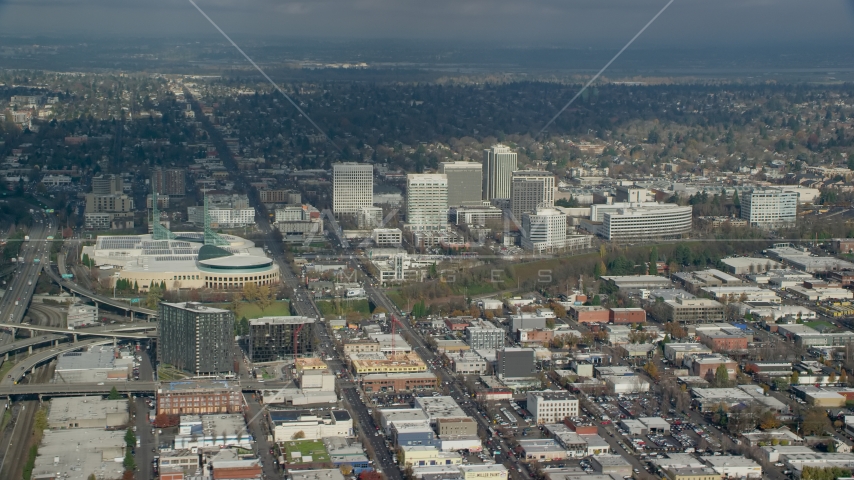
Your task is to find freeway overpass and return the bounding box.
[0,322,156,340]
[2,338,113,384]
[0,334,65,358]
[0,380,283,398]
[44,267,157,318]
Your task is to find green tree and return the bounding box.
[123,449,136,471]
[648,247,659,275]
[257,285,274,312]
[791,370,800,385]
[124,428,136,449]
[715,364,730,387]
[802,408,831,436]
[108,386,121,400]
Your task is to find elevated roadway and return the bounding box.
[0,334,65,358]
[0,322,156,340]
[44,267,157,318]
[0,380,282,398]
[1,338,112,384]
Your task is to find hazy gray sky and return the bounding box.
[0,0,853,48]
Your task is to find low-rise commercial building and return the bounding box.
[663,297,726,324]
[448,352,488,375]
[519,439,566,461]
[271,410,353,442]
[601,275,673,291]
[47,396,129,429]
[349,352,427,375]
[703,455,762,479]
[54,346,129,383]
[401,446,463,467]
[466,320,505,349]
[609,308,646,324]
[663,343,713,362]
[156,380,243,415]
[527,391,579,425]
[590,454,632,476]
[459,464,509,480]
[569,305,609,324]
[437,417,478,437]
[66,303,98,328]
[518,329,554,345]
[684,354,737,380]
[361,372,438,393]
[32,429,126,480]
[665,467,722,480]
[414,396,468,423]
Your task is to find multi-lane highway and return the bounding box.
[0,210,54,347]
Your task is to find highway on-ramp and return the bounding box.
[1,338,112,385]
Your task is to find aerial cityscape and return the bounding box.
[3,2,854,480]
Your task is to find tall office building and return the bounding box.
[482,145,517,201]
[91,174,123,195]
[439,161,483,207]
[248,316,316,362]
[333,163,374,214]
[152,167,186,196]
[465,320,505,349]
[158,302,234,377]
[406,174,448,231]
[521,208,567,252]
[740,188,798,227]
[600,205,693,240]
[510,170,555,220]
[496,347,536,380]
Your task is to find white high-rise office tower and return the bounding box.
[740,188,798,227]
[521,208,567,253]
[439,161,483,207]
[406,174,448,231]
[510,170,555,220]
[333,163,374,215]
[482,145,517,201]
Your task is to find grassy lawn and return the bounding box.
[805,320,836,332]
[211,300,291,320]
[316,299,370,317]
[0,407,11,432]
[283,439,331,463]
[450,282,500,296]
[0,359,17,379]
[157,365,189,381]
[386,290,406,310]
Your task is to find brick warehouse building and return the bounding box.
[569,305,609,324]
[609,308,646,324]
[156,381,243,415]
[360,372,438,393]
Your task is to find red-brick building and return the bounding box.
[360,372,438,393]
[700,332,749,352]
[828,270,854,287]
[569,305,609,324]
[519,329,554,344]
[609,308,647,324]
[444,317,472,331]
[831,238,854,254]
[156,381,243,415]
